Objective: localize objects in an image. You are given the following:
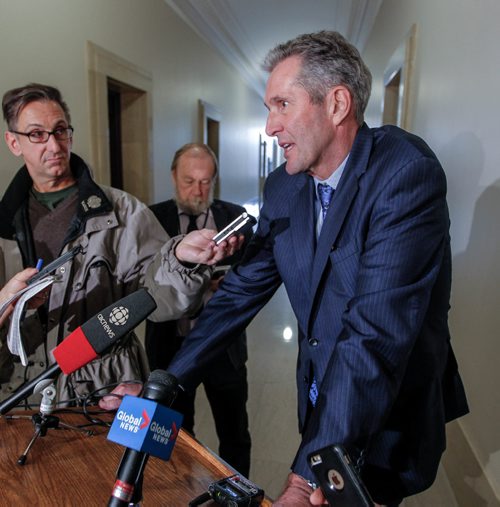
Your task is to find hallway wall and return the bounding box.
[363,0,500,502]
[0,0,266,206]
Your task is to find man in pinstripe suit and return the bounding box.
[166,31,468,506]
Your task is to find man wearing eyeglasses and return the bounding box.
[0,83,241,406]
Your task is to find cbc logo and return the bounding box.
[109,306,129,326]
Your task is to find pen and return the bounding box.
[35,259,44,271]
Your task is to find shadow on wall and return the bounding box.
[449,178,500,505]
[441,132,484,250]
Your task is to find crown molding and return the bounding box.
[165,0,266,97]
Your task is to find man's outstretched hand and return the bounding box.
[175,229,244,266]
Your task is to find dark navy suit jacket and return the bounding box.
[167,125,468,503]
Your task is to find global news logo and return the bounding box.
[116,408,179,445]
[150,420,179,445]
[108,398,183,460]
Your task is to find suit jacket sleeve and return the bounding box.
[166,191,281,388]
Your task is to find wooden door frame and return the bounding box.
[86,41,153,203]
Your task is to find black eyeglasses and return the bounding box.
[10,126,74,144]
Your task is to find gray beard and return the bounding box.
[174,188,214,215]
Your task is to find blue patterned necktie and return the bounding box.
[309,183,334,407]
[309,377,319,407]
[317,183,334,219]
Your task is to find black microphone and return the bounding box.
[108,370,179,507]
[0,288,157,415]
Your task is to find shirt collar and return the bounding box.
[313,154,349,193]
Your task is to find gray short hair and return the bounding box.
[263,31,372,125]
[170,142,218,177]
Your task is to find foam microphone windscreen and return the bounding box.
[53,288,156,374]
[0,288,157,416]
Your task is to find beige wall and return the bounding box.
[364,0,500,500]
[0,0,266,205]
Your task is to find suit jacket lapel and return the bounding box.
[289,175,316,293]
[306,125,374,327]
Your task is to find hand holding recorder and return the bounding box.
[175,211,256,266]
[212,212,256,245]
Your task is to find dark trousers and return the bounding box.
[172,363,251,477]
[145,324,251,477]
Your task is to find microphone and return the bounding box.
[0,288,157,415]
[108,370,181,507]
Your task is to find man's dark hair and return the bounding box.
[263,31,372,125]
[2,83,71,130]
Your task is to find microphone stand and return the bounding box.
[5,380,94,465]
[110,452,147,506]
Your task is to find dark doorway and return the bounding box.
[107,80,124,189]
[199,100,221,199]
[105,77,149,202]
[206,117,220,198]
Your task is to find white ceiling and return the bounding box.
[164,0,383,97]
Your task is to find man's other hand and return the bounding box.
[310,486,328,505]
[98,382,143,410]
[273,472,315,506]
